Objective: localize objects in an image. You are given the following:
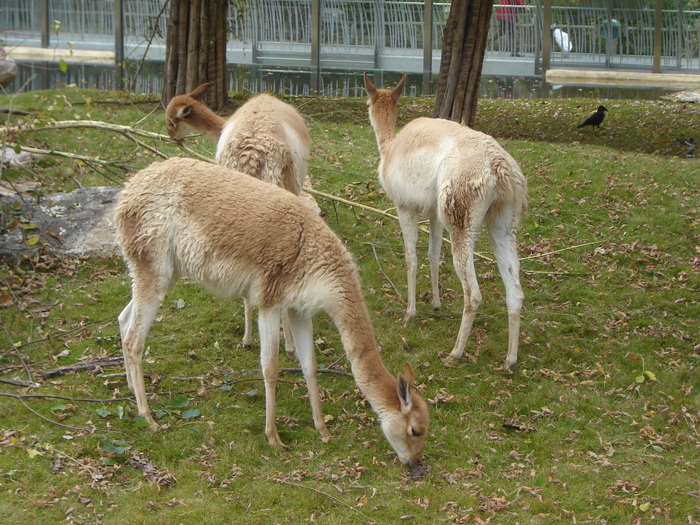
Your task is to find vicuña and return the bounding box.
[116,158,429,467]
[165,82,315,353]
[364,73,528,370]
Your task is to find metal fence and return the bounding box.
[1,1,699,94]
[543,4,700,69]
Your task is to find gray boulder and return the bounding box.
[1,186,121,261]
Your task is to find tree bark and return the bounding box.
[433,0,493,127]
[161,0,228,109]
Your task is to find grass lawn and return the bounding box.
[0,87,698,524]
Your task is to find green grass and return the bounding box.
[1,87,699,524]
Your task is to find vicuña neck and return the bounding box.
[330,283,399,414]
[195,105,227,143]
[370,111,398,155]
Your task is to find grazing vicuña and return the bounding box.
[116,158,429,467]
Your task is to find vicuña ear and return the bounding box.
[397,363,415,413]
[177,104,194,119]
[363,72,377,98]
[392,74,407,102]
[189,82,212,100]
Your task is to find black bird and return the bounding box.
[676,137,695,158]
[577,105,608,130]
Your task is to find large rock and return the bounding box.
[0,186,121,261]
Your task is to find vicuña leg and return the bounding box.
[258,306,287,449]
[287,308,331,443]
[427,213,443,310]
[281,311,297,360]
[118,273,169,430]
[488,209,524,370]
[117,300,135,390]
[241,299,296,360]
[242,297,254,347]
[396,206,419,319]
[447,229,482,363]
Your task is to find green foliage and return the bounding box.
[0,88,698,524]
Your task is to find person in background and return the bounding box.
[496,0,527,56]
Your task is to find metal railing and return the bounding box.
[1,1,698,94]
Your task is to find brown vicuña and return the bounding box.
[165,83,314,353]
[115,158,429,467]
[364,73,528,369]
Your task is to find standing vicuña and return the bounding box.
[165,83,314,350]
[165,83,311,195]
[116,158,429,467]
[364,73,527,370]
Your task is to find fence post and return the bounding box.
[676,0,684,69]
[423,0,433,95]
[40,0,50,47]
[311,0,320,94]
[541,0,551,79]
[653,0,662,72]
[114,0,125,90]
[374,0,384,87]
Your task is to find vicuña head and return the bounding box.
[164,82,225,142]
[115,158,429,467]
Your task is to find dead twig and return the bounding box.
[0,119,171,141]
[0,378,40,388]
[520,240,608,261]
[2,324,33,384]
[306,187,495,263]
[7,144,130,173]
[175,141,215,162]
[270,477,373,522]
[280,367,351,377]
[367,242,403,301]
[0,392,134,403]
[41,356,124,379]
[2,393,88,431]
[53,449,103,481]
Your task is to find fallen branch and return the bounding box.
[306,187,495,263]
[305,187,399,222]
[3,393,88,431]
[520,240,607,261]
[1,119,171,141]
[41,357,124,379]
[99,367,352,380]
[0,108,32,116]
[0,378,39,388]
[175,141,216,162]
[2,324,34,384]
[280,367,351,377]
[0,392,134,403]
[367,242,403,301]
[6,120,601,275]
[8,144,130,173]
[270,477,372,522]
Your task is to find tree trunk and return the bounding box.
[433,0,493,127]
[161,0,228,109]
